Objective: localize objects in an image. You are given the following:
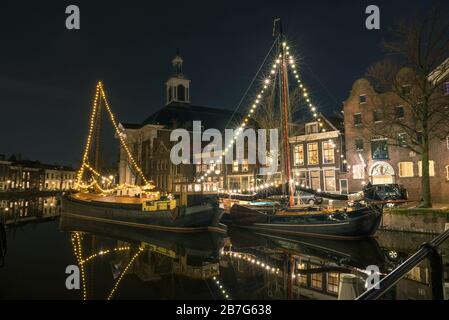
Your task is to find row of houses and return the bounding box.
[118,53,449,203]
[0,155,77,192]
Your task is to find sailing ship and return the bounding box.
[61,82,225,233]
[221,21,383,239]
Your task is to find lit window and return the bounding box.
[232,161,239,172]
[418,161,435,177]
[327,273,340,294]
[446,136,449,150]
[242,159,249,172]
[322,142,335,164]
[352,164,365,180]
[305,122,319,134]
[307,143,319,165]
[353,113,362,126]
[311,269,323,289]
[398,162,414,177]
[295,171,308,187]
[359,94,367,104]
[194,184,201,192]
[310,171,320,190]
[293,144,304,166]
[324,170,336,192]
[446,165,449,180]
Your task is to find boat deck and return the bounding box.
[71,192,146,204]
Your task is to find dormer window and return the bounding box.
[305,122,319,134]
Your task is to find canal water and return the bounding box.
[1,196,448,300]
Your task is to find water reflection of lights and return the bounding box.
[212,276,230,300]
[221,250,280,274]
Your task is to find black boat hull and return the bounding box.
[229,204,382,240]
[61,195,226,233]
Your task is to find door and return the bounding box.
[339,179,348,194]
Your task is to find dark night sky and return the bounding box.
[0,0,444,167]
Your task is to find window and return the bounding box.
[232,161,239,172]
[359,94,367,104]
[307,143,319,165]
[352,164,365,180]
[445,82,449,95]
[242,159,249,172]
[446,136,449,150]
[311,271,323,290]
[373,110,382,122]
[353,113,362,126]
[446,165,449,180]
[371,138,389,160]
[398,133,407,147]
[295,171,308,187]
[398,162,414,177]
[418,161,435,177]
[395,106,405,119]
[293,144,304,166]
[322,142,335,164]
[310,171,321,190]
[327,273,340,294]
[305,123,319,134]
[355,139,364,151]
[324,170,336,192]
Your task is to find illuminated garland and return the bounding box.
[222,249,280,275]
[194,45,282,191]
[286,43,348,173]
[195,39,348,193]
[71,233,87,300]
[212,276,231,300]
[107,247,144,300]
[75,82,153,192]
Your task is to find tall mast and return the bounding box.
[277,20,294,207]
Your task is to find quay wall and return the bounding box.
[380,208,449,235]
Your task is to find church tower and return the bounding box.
[166,50,190,105]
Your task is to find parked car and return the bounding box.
[295,191,323,205]
[363,183,408,201]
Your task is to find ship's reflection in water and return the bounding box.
[1,207,448,300]
[59,214,448,300]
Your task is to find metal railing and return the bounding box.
[357,228,449,300]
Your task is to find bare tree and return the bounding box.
[363,7,449,207]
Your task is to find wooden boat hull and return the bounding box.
[61,194,226,233]
[229,204,382,240]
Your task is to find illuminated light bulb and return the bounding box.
[282,42,286,47]
[264,79,270,84]
[292,274,296,279]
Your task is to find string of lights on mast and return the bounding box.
[195,38,347,193]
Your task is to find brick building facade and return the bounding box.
[343,78,449,202]
[289,115,347,194]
